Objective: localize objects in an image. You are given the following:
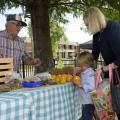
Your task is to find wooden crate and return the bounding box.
[0,58,13,82]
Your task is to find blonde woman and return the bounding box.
[72,51,95,120]
[83,7,120,119]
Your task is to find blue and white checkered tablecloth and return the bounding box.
[0,83,82,120]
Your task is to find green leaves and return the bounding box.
[50,18,67,58]
[1,0,120,22]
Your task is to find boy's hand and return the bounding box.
[72,75,81,87]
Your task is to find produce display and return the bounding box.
[51,74,80,84]
[25,76,41,82]
[0,66,81,92]
[50,67,81,84]
[51,74,73,83]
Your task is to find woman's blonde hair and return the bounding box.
[76,51,94,67]
[83,7,107,34]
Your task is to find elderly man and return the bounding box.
[0,14,41,72]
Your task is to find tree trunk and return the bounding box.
[29,0,53,72]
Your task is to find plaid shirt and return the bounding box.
[0,30,30,71]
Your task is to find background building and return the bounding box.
[57,40,80,59]
[23,37,81,66]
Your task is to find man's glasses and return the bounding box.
[10,22,23,28]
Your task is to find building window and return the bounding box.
[69,45,72,49]
[62,52,65,58]
[63,45,66,49]
[68,52,73,58]
[74,46,76,49]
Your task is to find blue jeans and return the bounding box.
[82,104,95,120]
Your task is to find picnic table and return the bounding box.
[0,83,82,120]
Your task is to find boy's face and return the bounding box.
[81,66,87,72]
[73,67,81,75]
[75,67,82,72]
[76,65,88,72]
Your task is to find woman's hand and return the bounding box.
[92,67,102,80]
[93,63,115,78]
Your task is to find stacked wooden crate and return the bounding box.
[0,58,13,82]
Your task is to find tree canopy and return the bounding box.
[1,0,120,22]
[0,0,120,72]
[27,19,67,58]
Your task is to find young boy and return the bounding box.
[72,51,95,120]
